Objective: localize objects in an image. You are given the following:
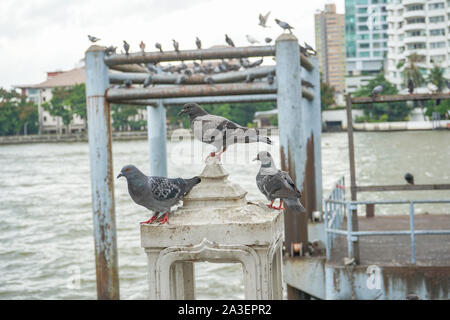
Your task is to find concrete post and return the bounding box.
[85,45,120,300]
[275,33,308,258]
[147,100,168,177]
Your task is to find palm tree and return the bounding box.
[426,64,446,92]
[402,53,424,88]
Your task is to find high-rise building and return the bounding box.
[315,3,346,95]
[345,0,389,92]
[386,0,450,90]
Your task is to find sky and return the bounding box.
[0,0,344,89]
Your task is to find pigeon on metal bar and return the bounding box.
[254,151,306,213]
[249,58,264,68]
[104,46,117,56]
[370,83,385,99]
[267,72,274,85]
[258,11,271,28]
[240,58,251,68]
[143,75,153,88]
[304,42,317,55]
[245,73,255,83]
[175,75,186,84]
[155,42,163,52]
[196,37,202,49]
[117,165,201,225]
[139,41,146,54]
[225,34,235,47]
[123,40,130,55]
[123,79,132,88]
[178,103,272,162]
[274,19,294,33]
[204,76,214,84]
[265,37,272,44]
[404,173,414,185]
[88,35,100,42]
[172,39,180,52]
[408,78,415,94]
[246,35,259,45]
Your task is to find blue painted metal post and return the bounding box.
[147,100,168,177]
[276,33,308,258]
[85,45,120,299]
[409,201,416,264]
[346,202,354,259]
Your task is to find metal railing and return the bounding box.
[324,176,450,264]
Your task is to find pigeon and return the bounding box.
[183,68,193,77]
[446,79,450,90]
[139,41,146,54]
[172,39,180,52]
[240,58,251,68]
[146,63,160,73]
[249,58,264,68]
[254,151,306,213]
[275,19,294,33]
[104,46,117,56]
[123,79,132,88]
[88,35,100,42]
[155,42,163,53]
[143,75,153,88]
[302,80,314,89]
[245,73,255,83]
[408,78,414,94]
[225,34,235,47]
[300,45,309,57]
[404,173,414,185]
[267,72,275,85]
[175,75,186,84]
[178,103,272,161]
[204,76,214,84]
[246,35,259,45]
[196,37,202,49]
[370,83,385,99]
[117,165,201,225]
[304,42,317,55]
[258,11,271,28]
[265,37,272,44]
[123,40,130,55]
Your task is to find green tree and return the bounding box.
[402,53,425,87]
[320,79,335,110]
[0,88,39,135]
[111,104,144,131]
[353,74,412,121]
[426,65,446,92]
[424,99,450,119]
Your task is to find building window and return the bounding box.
[357,0,369,4]
[359,51,370,57]
[430,29,445,36]
[430,41,446,49]
[406,30,426,37]
[405,4,423,11]
[406,43,426,49]
[430,55,446,63]
[359,43,370,48]
[407,17,425,24]
[428,2,444,10]
[429,16,445,23]
[358,34,370,40]
[373,51,382,56]
[358,7,368,13]
[358,25,369,31]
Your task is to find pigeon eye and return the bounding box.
[125,168,130,172]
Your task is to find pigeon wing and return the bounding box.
[266,171,301,199]
[148,177,183,202]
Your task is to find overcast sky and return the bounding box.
[0,0,344,89]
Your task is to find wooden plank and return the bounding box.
[350,93,450,104]
[356,184,450,192]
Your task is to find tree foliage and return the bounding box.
[320,78,335,110]
[402,53,425,87]
[111,104,146,131]
[353,74,412,122]
[426,65,446,92]
[0,88,39,135]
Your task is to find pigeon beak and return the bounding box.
[178,108,186,116]
[252,157,258,162]
[117,173,123,179]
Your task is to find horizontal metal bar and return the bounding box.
[350,93,450,104]
[356,184,450,192]
[325,199,450,205]
[109,64,147,73]
[327,229,450,236]
[325,228,349,236]
[112,94,278,106]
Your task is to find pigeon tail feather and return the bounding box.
[284,197,306,214]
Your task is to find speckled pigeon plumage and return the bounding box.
[178,103,272,160]
[117,165,200,224]
[254,151,306,213]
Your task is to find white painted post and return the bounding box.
[85,45,120,299]
[147,100,168,177]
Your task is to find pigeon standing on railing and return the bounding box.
[88,35,100,43]
[155,42,163,52]
[139,41,146,55]
[254,151,306,213]
[117,165,201,225]
[225,34,235,47]
[370,83,385,99]
[404,173,414,185]
[123,40,130,55]
[196,37,202,50]
[258,11,271,28]
[172,39,180,52]
[274,19,294,33]
[408,79,415,94]
[178,103,272,161]
[143,75,153,88]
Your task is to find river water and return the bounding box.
[0,131,449,299]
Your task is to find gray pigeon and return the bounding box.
[123,40,130,55]
[172,39,180,52]
[178,103,272,161]
[249,58,264,68]
[265,37,272,44]
[104,46,117,56]
[258,11,271,28]
[225,34,235,47]
[143,75,153,88]
[204,76,214,84]
[240,58,251,68]
[175,75,186,84]
[275,18,294,33]
[196,37,202,49]
[304,42,317,55]
[117,165,201,224]
[408,78,414,94]
[445,79,450,90]
[123,79,132,88]
[245,73,255,83]
[254,151,306,213]
[88,35,100,42]
[370,83,385,99]
[405,173,414,185]
[155,42,163,52]
[267,72,274,85]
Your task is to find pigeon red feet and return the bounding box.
[158,212,169,225]
[267,201,275,209]
[140,215,158,224]
[272,201,284,210]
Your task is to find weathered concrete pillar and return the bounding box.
[147,100,168,177]
[275,34,308,257]
[85,45,120,300]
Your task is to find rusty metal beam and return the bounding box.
[356,184,450,192]
[109,64,147,73]
[350,93,450,104]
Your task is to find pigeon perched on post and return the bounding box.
[88,35,100,43]
[225,34,235,47]
[254,151,306,213]
[178,103,272,162]
[258,11,271,28]
[275,19,294,33]
[139,41,146,55]
[370,83,385,99]
[123,40,130,55]
[408,78,414,94]
[172,39,180,52]
[246,35,259,45]
[196,37,202,50]
[404,173,414,185]
[117,165,201,225]
[155,42,163,52]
